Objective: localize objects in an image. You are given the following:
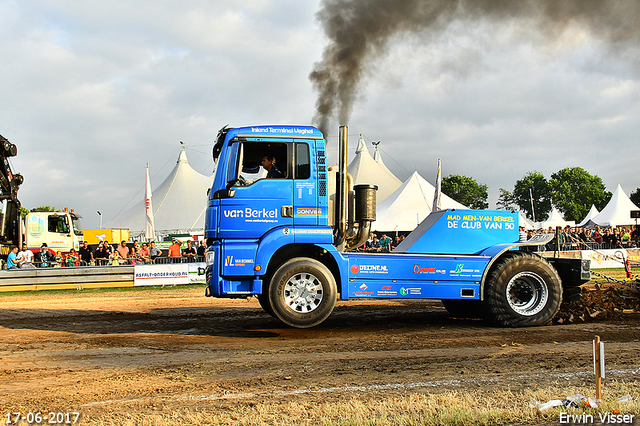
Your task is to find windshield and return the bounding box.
[72,218,82,235]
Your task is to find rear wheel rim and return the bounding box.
[506,271,548,316]
[283,272,323,313]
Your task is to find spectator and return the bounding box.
[182,240,197,262]
[611,228,622,248]
[168,239,182,263]
[66,248,79,267]
[369,236,381,252]
[197,240,206,258]
[603,228,614,248]
[593,226,603,244]
[104,241,113,258]
[6,246,18,269]
[138,243,151,264]
[109,250,122,265]
[519,226,527,242]
[149,241,162,263]
[94,243,108,266]
[54,250,63,267]
[79,241,93,266]
[379,234,391,253]
[35,244,54,268]
[17,244,34,268]
[391,236,401,250]
[621,228,631,246]
[117,241,129,261]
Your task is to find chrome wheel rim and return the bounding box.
[506,271,548,316]
[283,272,323,313]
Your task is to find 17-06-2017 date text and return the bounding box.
[6,412,80,425]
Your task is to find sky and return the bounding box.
[1,0,639,229]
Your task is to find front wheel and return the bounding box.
[268,258,337,328]
[484,252,562,327]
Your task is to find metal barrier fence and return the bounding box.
[0,265,135,292]
[14,256,206,269]
[525,240,637,253]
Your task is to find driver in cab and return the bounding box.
[261,155,283,178]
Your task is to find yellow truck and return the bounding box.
[83,228,129,245]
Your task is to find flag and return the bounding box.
[145,164,155,240]
[432,159,442,212]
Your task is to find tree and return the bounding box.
[31,206,60,212]
[548,167,611,222]
[496,188,516,210]
[631,188,640,208]
[19,206,29,219]
[511,171,551,222]
[441,174,489,209]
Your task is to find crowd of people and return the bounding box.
[358,232,405,252]
[5,238,208,269]
[6,224,639,269]
[520,224,640,251]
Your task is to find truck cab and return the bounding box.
[25,209,83,253]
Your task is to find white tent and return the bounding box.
[534,206,575,229]
[591,184,640,227]
[106,148,214,235]
[373,171,466,232]
[347,135,402,204]
[518,212,535,230]
[577,205,600,227]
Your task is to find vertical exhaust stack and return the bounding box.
[334,126,349,248]
[334,125,377,251]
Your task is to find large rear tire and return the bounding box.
[484,252,562,327]
[268,258,337,328]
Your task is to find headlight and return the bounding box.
[206,249,216,267]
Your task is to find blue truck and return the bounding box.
[204,125,589,328]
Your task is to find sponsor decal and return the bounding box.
[450,263,481,276]
[250,126,315,135]
[354,264,389,274]
[223,207,278,223]
[400,287,422,296]
[27,215,45,237]
[351,265,359,273]
[377,285,398,296]
[354,283,373,294]
[413,265,435,274]
[283,228,290,235]
[296,207,321,216]
[225,256,254,267]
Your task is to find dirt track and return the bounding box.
[0,286,639,424]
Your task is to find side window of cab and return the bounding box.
[232,141,290,186]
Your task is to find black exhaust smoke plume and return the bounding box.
[310,0,640,135]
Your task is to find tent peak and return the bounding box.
[178,147,188,164]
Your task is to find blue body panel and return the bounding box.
[344,252,489,299]
[396,209,518,254]
[204,125,522,302]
